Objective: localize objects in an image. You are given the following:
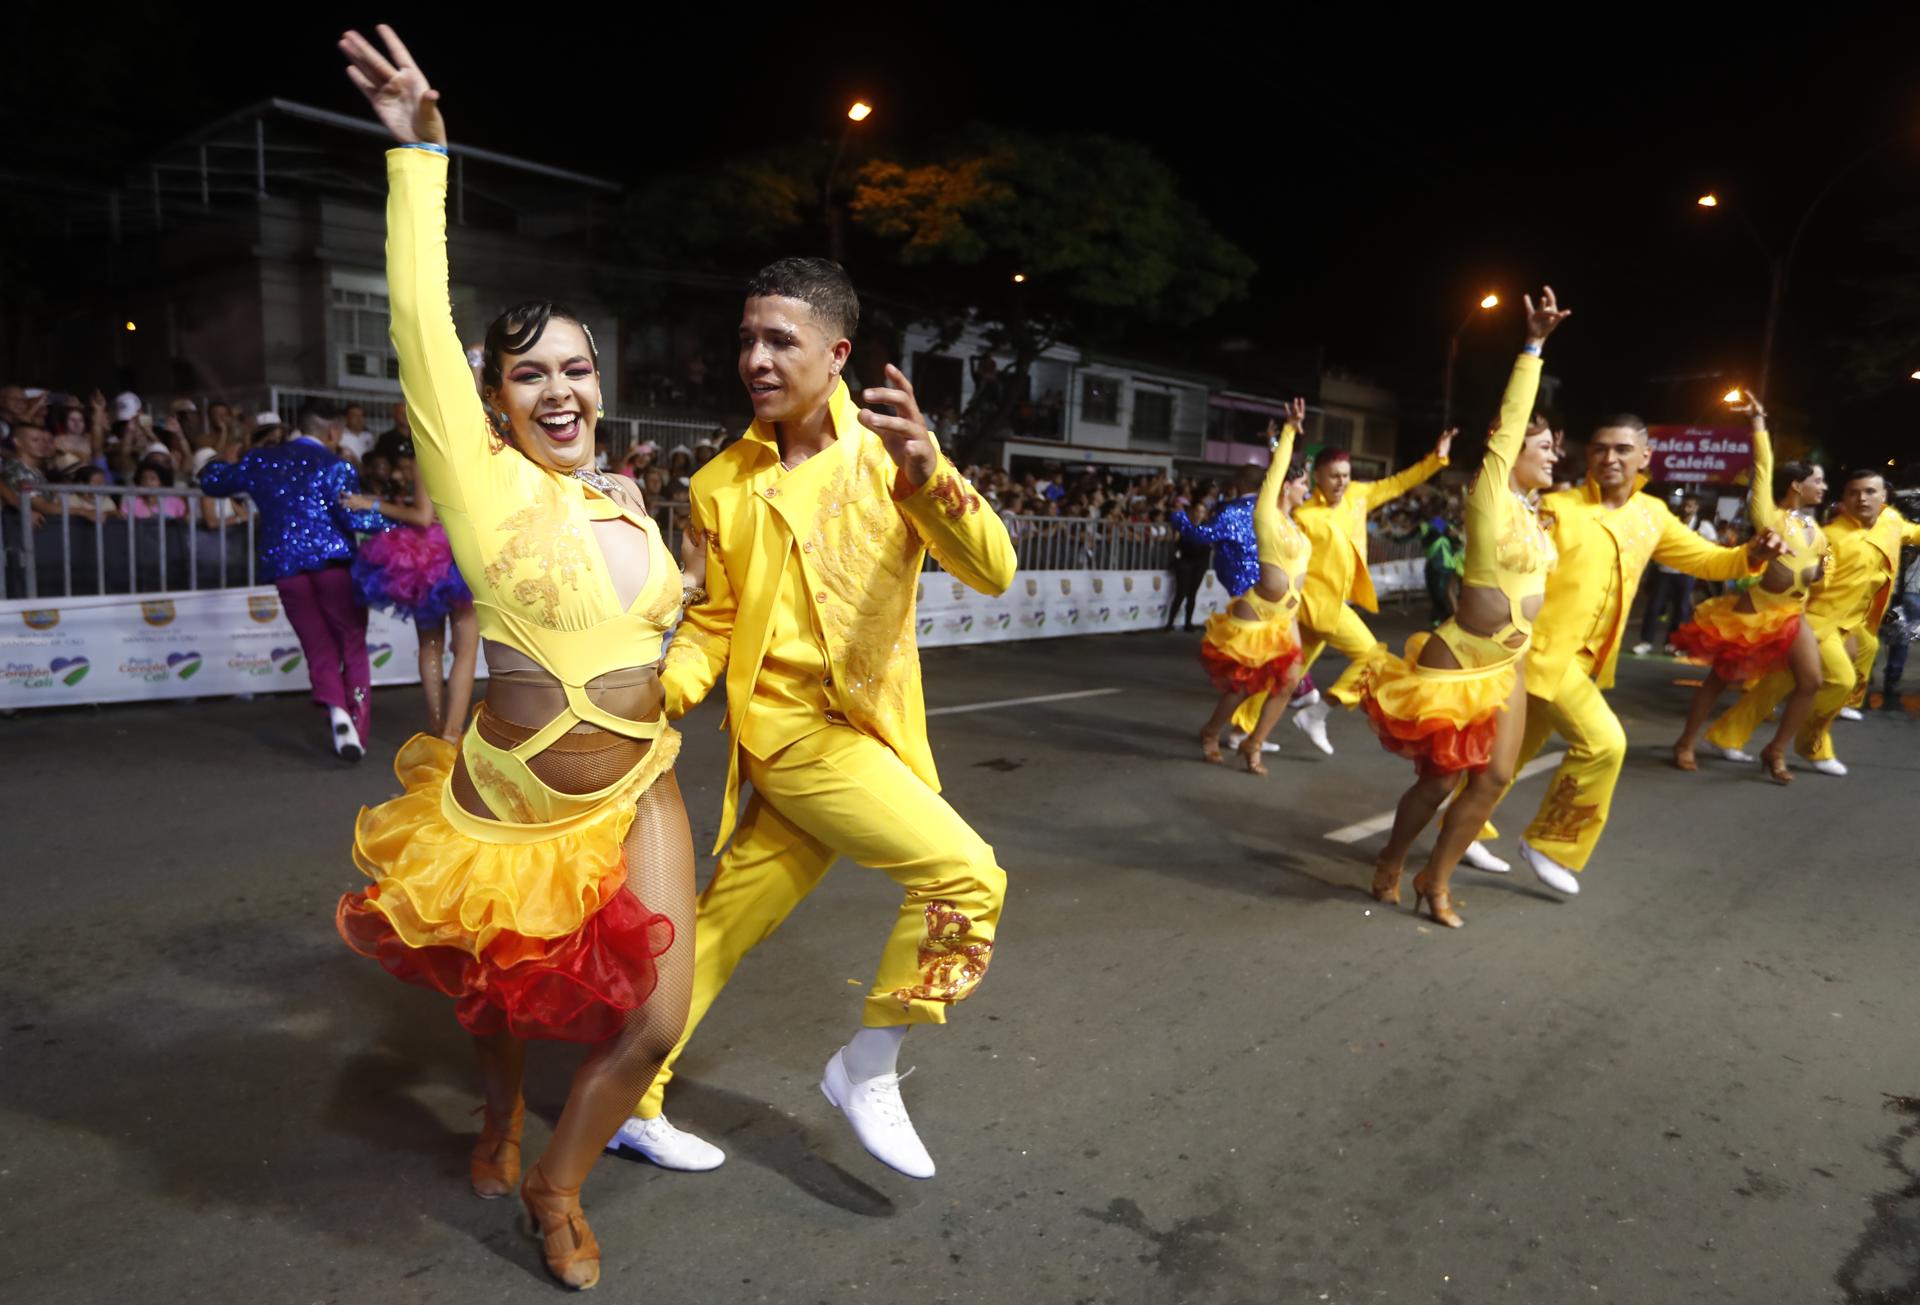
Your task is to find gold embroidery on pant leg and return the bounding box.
[890,899,993,1009]
[1531,772,1598,846]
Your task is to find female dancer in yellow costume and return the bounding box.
[1669,392,1826,783]
[1197,400,1313,774]
[1341,289,1568,927]
[331,27,694,1291]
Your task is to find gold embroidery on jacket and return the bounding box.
[925,471,982,520]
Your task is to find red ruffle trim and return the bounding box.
[1361,697,1501,778]
[1670,612,1801,684]
[336,887,673,1043]
[1198,640,1301,696]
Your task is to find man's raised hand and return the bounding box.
[339,25,447,146]
[858,364,939,488]
[1435,427,1458,460]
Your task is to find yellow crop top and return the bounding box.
[1251,421,1310,609]
[386,148,682,743]
[1746,424,1827,606]
[1460,353,1557,640]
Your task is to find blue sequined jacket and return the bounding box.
[1173,495,1258,596]
[199,438,385,581]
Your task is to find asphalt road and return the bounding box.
[4,613,1918,1304]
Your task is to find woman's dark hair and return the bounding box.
[1773,459,1819,503]
[1287,455,1313,481]
[482,301,599,390]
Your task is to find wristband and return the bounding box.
[399,141,449,156]
[1521,341,1543,357]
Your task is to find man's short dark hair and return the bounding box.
[1314,447,1350,471]
[746,257,860,341]
[296,402,333,431]
[1843,467,1887,491]
[1594,414,1649,438]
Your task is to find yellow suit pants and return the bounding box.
[1511,669,1628,872]
[1705,627,1875,762]
[1232,605,1381,734]
[634,725,1006,1118]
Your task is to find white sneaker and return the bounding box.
[1225,729,1280,754]
[1292,687,1322,709]
[329,706,364,762]
[1461,841,1511,874]
[1519,839,1580,896]
[1700,741,1754,764]
[604,1114,726,1171]
[1812,758,1849,777]
[820,1049,934,1179]
[1838,707,1864,722]
[1631,642,1654,656]
[1291,702,1334,756]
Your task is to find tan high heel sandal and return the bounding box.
[521,1165,601,1291]
[470,1098,524,1199]
[1412,873,1464,928]
[1370,861,1402,906]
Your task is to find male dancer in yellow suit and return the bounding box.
[1705,468,1920,775]
[1236,434,1453,753]
[607,259,1016,1180]
[1470,416,1777,895]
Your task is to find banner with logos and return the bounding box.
[4,564,1430,706]
[0,588,486,710]
[1646,426,1753,485]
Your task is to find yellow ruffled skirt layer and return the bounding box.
[336,729,681,1043]
[1198,593,1301,694]
[1346,624,1522,776]
[1671,595,1801,684]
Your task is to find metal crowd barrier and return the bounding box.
[4,484,257,600]
[924,515,1176,574]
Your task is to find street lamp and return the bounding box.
[1442,293,1501,427]
[1910,370,1920,381]
[1695,133,1909,400]
[824,99,873,264]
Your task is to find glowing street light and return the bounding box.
[1012,273,1027,284]
[847,101,872,123]
[1724,388,1744,403]
[1443,293,1503,426]
[1697,193,1719,208]
[124,321,137,332]
[826,100,875,261]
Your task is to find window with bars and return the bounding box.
[330,278,402,390]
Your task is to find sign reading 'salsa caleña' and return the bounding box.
[1646,426,1753,485]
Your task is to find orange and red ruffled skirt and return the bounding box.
[1670,596,1801,684]
[1343,624,1522,778]
[337,732,679,1043]
[1198,592,1301,695]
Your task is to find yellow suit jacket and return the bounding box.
[1528,478,1759,695]
[1294,452,1447,631]
[1807,505,1920,637]
[662,381,1017,851]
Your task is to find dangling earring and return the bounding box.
[595,404,605,418]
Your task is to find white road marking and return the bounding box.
[926,687,1124,717]
[1323,750,1569,844]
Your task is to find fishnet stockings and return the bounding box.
[467,733,697,1192]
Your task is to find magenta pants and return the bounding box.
[276,565,371,740]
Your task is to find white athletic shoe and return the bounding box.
[1631,642,1654,656]
[329,706,364,762]
[1700,741,1754,764]
[1291,702,1334,756]
[1838,707,1864,722]
[1520,839,1581,896]
[1812,758,1849,777]
[1292,688,1322,709]
[1225,729,1280,754]
[820,1049,935,1180]
[604,1114,726,1171]
[1461,841,1512,874]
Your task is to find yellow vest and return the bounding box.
[1807,505,1920,637]
[1528,479,1758,694]
[662,381,1018,851]
[1294,451,1447,631]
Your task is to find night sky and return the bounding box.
[10,6,1920,464]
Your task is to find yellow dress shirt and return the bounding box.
[662,380,1018,851]
[1294,450,1448,631]
[1807,505,1920,637]
[1528,478,1759,696]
